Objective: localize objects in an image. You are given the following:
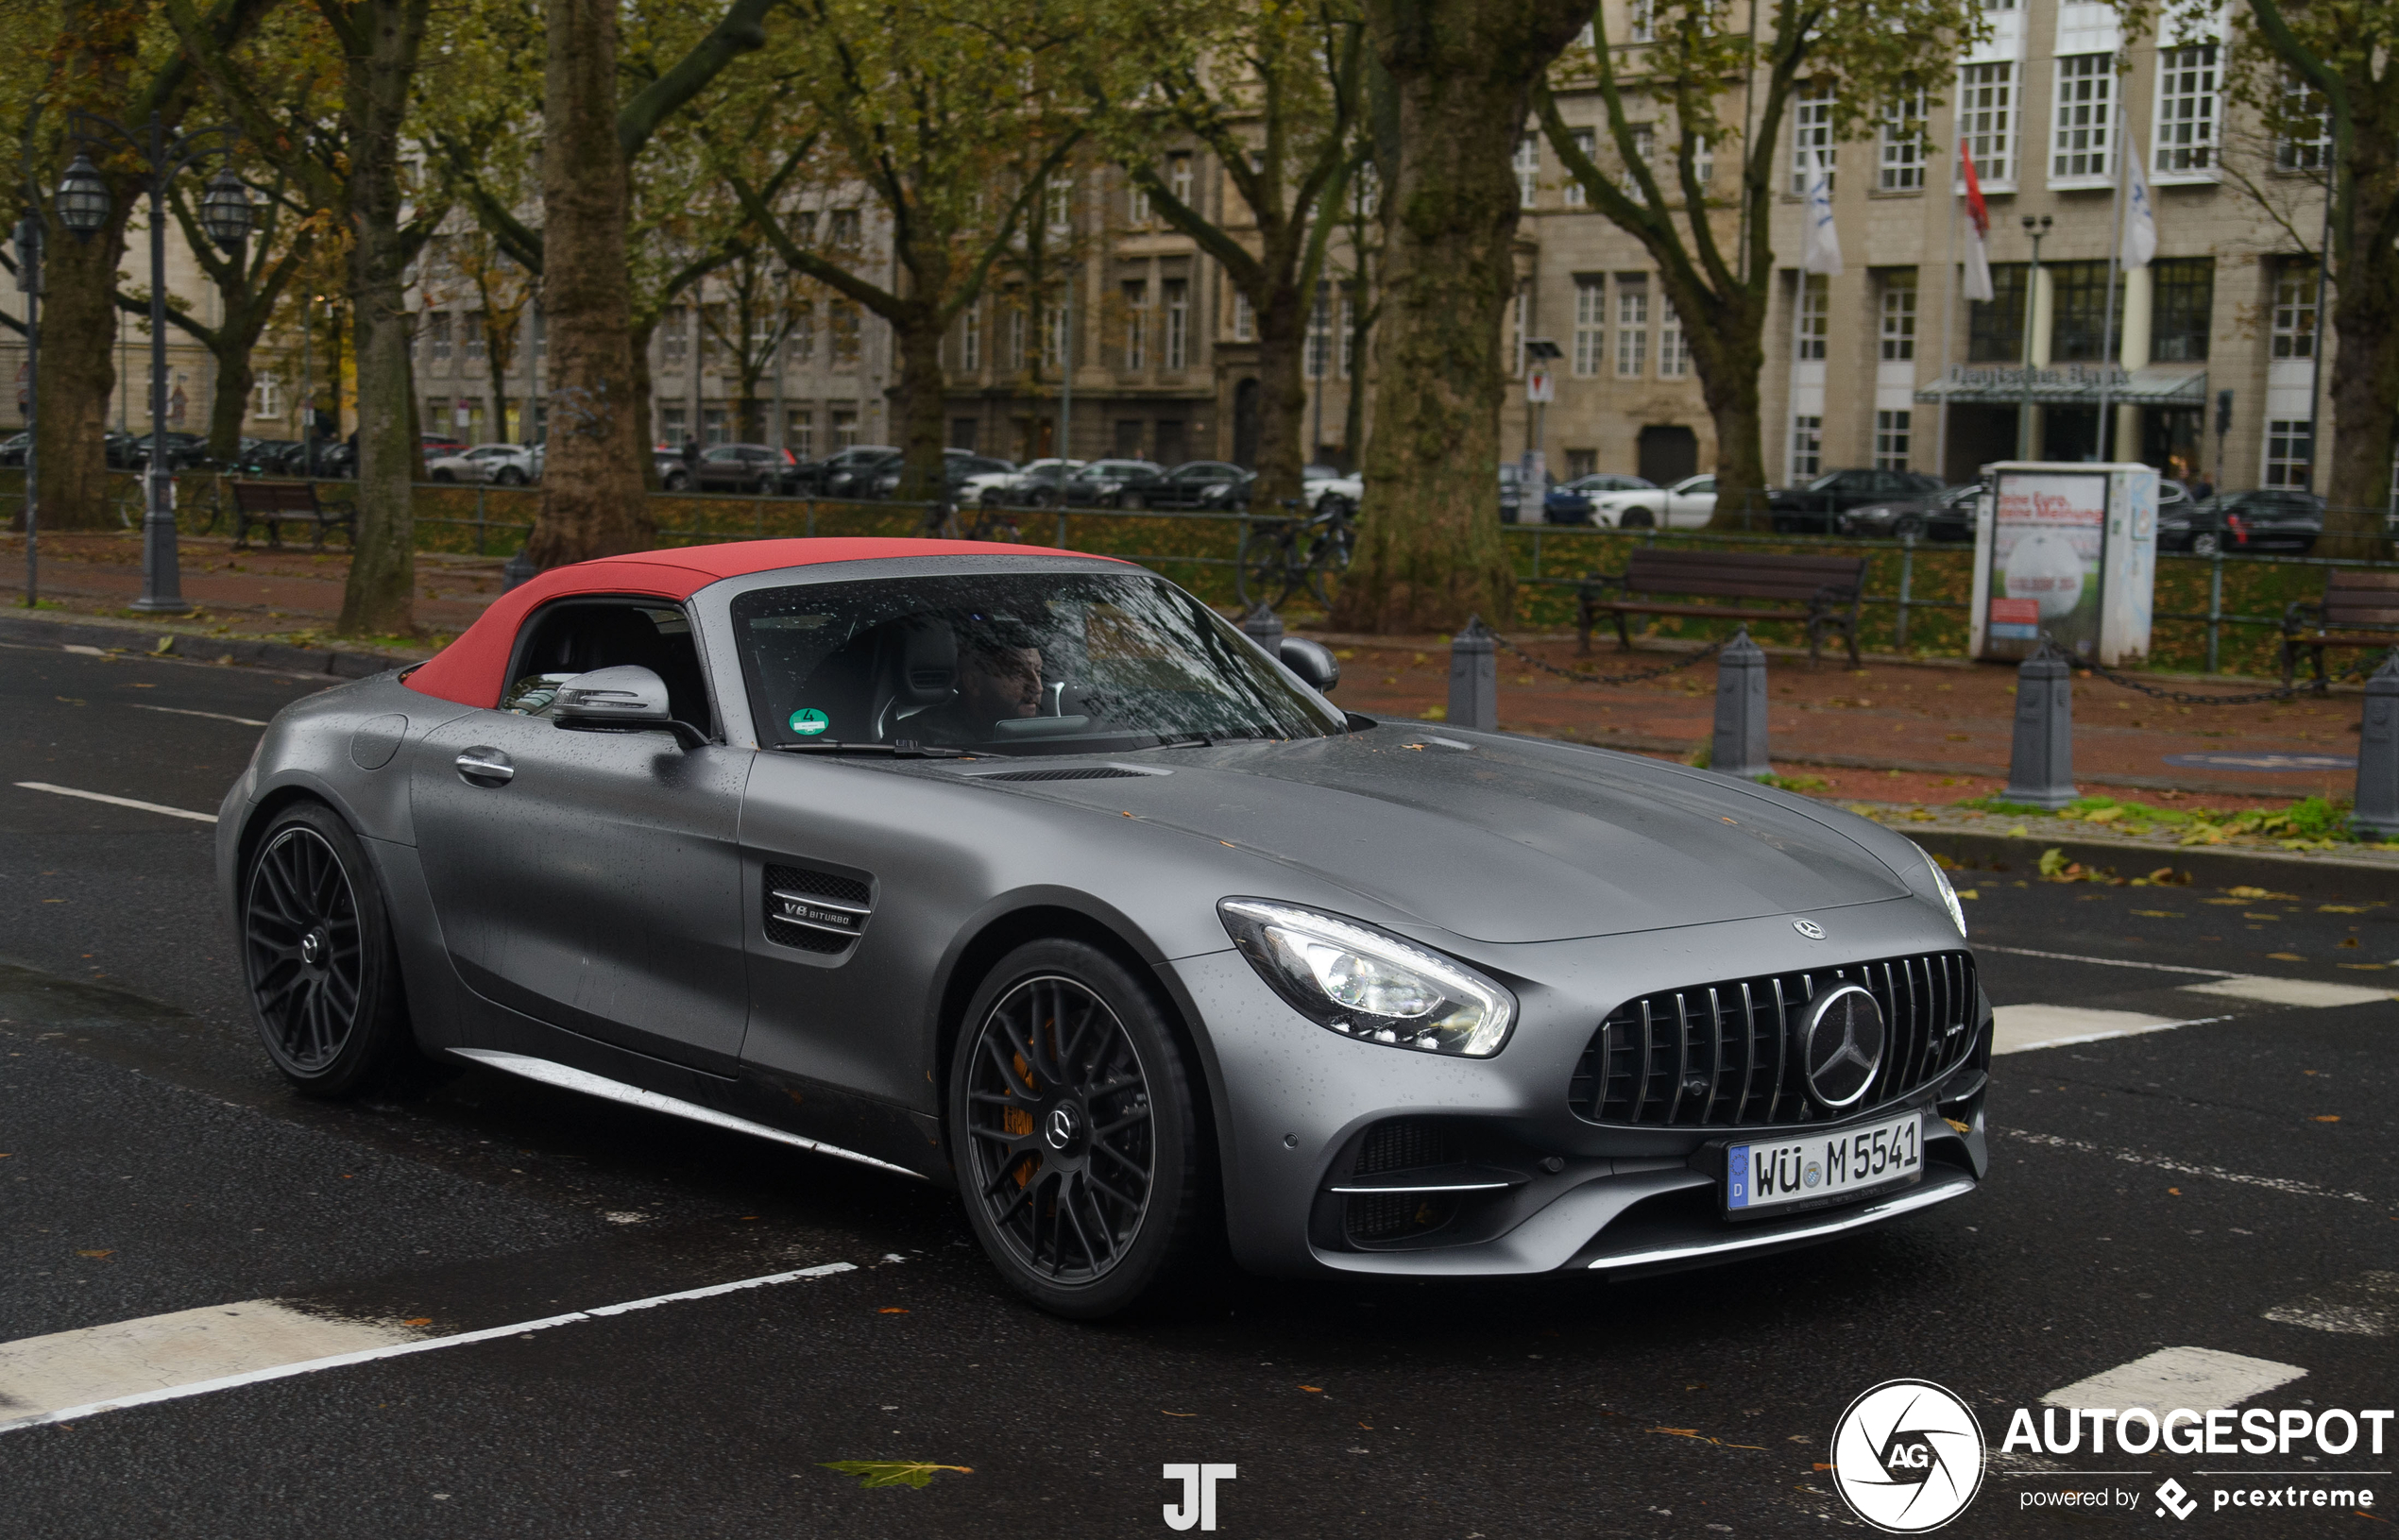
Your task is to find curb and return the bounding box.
[0,607,429,680]
[1898,824,2398,903]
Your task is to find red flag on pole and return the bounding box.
[1961,139,1995,302]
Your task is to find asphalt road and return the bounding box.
[3,641,2394,1538]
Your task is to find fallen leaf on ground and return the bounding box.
[1162,1411,1196,1417]
[1300,1385,1323,1393]
[878,1308,910,1314]
[76,1249,112,1259]
[403,1317,434,1327]
[821,1461,972,1490]
[2314,1115,2341,1124]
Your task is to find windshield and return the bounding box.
[731,571,1347,754]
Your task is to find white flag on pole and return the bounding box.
[2121,132,2157,269]
[1800,153,1844,276]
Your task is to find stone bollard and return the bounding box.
[501,548,539,593]
[1240,601,1285,657]
[2354,651,2399,838]
[1447,614,1498,732]
[1710,627,1771,780]
[2001,642,2079,809]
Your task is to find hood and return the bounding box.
[955,731,1914,944]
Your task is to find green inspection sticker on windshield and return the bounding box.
[789,707,830,736]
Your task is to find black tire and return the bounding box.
[2190,532,2220,557]
[431,469,454,483]
[949,939,1210,1318]
[240,803,435,1099]
[1618,506,1656,530]
[496,467,526,486]
[664,470,691,492]
[1896,516,1925,539]
[1119,490,1146,510]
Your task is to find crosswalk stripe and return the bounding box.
[2263,1272,2399,1338]
[1992,1005,2227,1056]
[2182,976,2398,1009]
[10,782,218,823]
[2043,1346,2307,1415]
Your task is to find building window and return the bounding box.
[958,302,981,371]
[1627,0,1656,42]
[1565,129,1595,205]
[1167,154,1194,207]
[1337,288,1356,378]
[1045,177,1073,231]
[2265,419,2313,488]
[1958,61,2016,186]
[787,408,813,459]
[1967,263,2029,361]
[1615,275,1649,377]
[2275,75,2331,171]
[1566,448,1598,477]
[2047,261,2118,362]
[830,209,861,246]
[1127,174,1151,227]
[1631,125,1657,171]
[462,312,487,365]
[1792,81,1837,193]
[1573,276,1605,376]
[1122,279,1148,371]
[1875,409,1912,470]
[2153,42,2220,176]
[1231,290,1254,342]
[1693,135,1713,184]
[1514,135,1540,208]
[700,303,726,366]
[1306,285,1332,380]
[788,302,815,366]
[1796,273,1828,362]
[1044,302,1067,371]
[1791,415,1823,479]
[1880,271,1918,360]
[2148,257,2212,362]
[2271,263,2318,359]
[2051,54,2116,181]
[1659,294,1689,378]
[659,404,686,443]
[251,374,282,419]
[702,406,729,445]
[830,405,859,449]
[429,312,452,365]
[1880,93,1927,191]
[1164,279,1189,371]
[828,301,860,366]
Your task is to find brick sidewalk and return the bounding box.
[2,530,2368,810]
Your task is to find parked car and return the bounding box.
[1193,464,1354,513]
[1585,473,1725,530]
[422,433,469,461]
[867,448,1018,499]
[0,431,30,466]
[1769,468,1946,533]
[1545,473,1657,525]
[815,445,904,499]
[426,443,539,486]
[970,457,1085,507]
[1059,459,1167,509]
[1146,461,1251,510]
[2162,488,2326,555]
[1839,482,1983,541]
[224,539,1987,1318]
[689,442,802,496]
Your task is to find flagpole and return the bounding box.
[2097,102,2129,461]
[1936,137,1961,482]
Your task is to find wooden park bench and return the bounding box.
[230,480,355,551]
[1575,549,1868,667]
[2282,568,2399,690]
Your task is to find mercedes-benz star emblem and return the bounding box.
[1045,1105,1080,1150]
[1800,983,1886,1109]
[1793,918,1827,939]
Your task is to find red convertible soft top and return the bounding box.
[404,536,1118,709]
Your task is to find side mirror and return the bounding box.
[1278,637,1339,694]
[553,665,706,746]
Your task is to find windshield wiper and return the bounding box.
[770,739,972,758]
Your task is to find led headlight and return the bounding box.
[1217,898,1517,1057]
[1924,853,1968,939]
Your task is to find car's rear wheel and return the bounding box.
[241,803,434,1098]
[950,939,1209,1318]
[1618,506,1656,529]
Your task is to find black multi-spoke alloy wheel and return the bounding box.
[241,803,430,1098]
[951,939,1209,1317]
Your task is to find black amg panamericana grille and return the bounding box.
[1566,951,1978,1128]
[762,864,874,955]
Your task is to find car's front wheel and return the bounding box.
[950,939,1210,1318]
[1618,506,1656,530]
[241,803,435,1098]
[2190,531,2220,557]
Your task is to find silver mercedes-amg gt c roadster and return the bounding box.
[217,537,1988,1316]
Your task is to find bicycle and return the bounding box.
[1235,496,1356,609]
[964,503,1022,543]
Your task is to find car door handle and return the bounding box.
[455,747,515,786]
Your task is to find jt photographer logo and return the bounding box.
[1163,1464,1235,1532]
[1830,1379,1986,1533]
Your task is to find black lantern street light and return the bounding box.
[55,117,249,614]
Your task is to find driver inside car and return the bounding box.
[910,632,1045,743]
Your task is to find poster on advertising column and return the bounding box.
[1984,471,2106,660]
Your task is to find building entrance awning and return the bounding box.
[1913,364,2206,407]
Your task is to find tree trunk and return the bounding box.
[207,344,253,464]
[335,0,433,636]
[36,205,130,530]
[629,313,663,491]
[528,0,651,567]
[892,303,947,507]
[2319,127,2399,558]
[1335,0,1587,633]
[1688,295,1771,532]
[1250,284,1311,514]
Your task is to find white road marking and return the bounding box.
[2263,1272,2399,1338]
[1991,1005,2228,1055]
[2044,1346,2307,1416]
[60,644,107,657]
[0,1261,862,1435]
[0,1301,417,1423]
[11,782,217,823]
[2182,975,2398,1009]
[128,702,270,728]
[1976,945,2238,978]
[1997,1127,2380,1205]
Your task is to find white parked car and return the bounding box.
[1586,473,1719,529]
[1306,466,1362,515]
[426,443,538,486]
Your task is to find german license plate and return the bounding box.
[1725,1111,1922,1216]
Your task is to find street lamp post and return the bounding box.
[2016,213,2050,460]
[55,116,252,615]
